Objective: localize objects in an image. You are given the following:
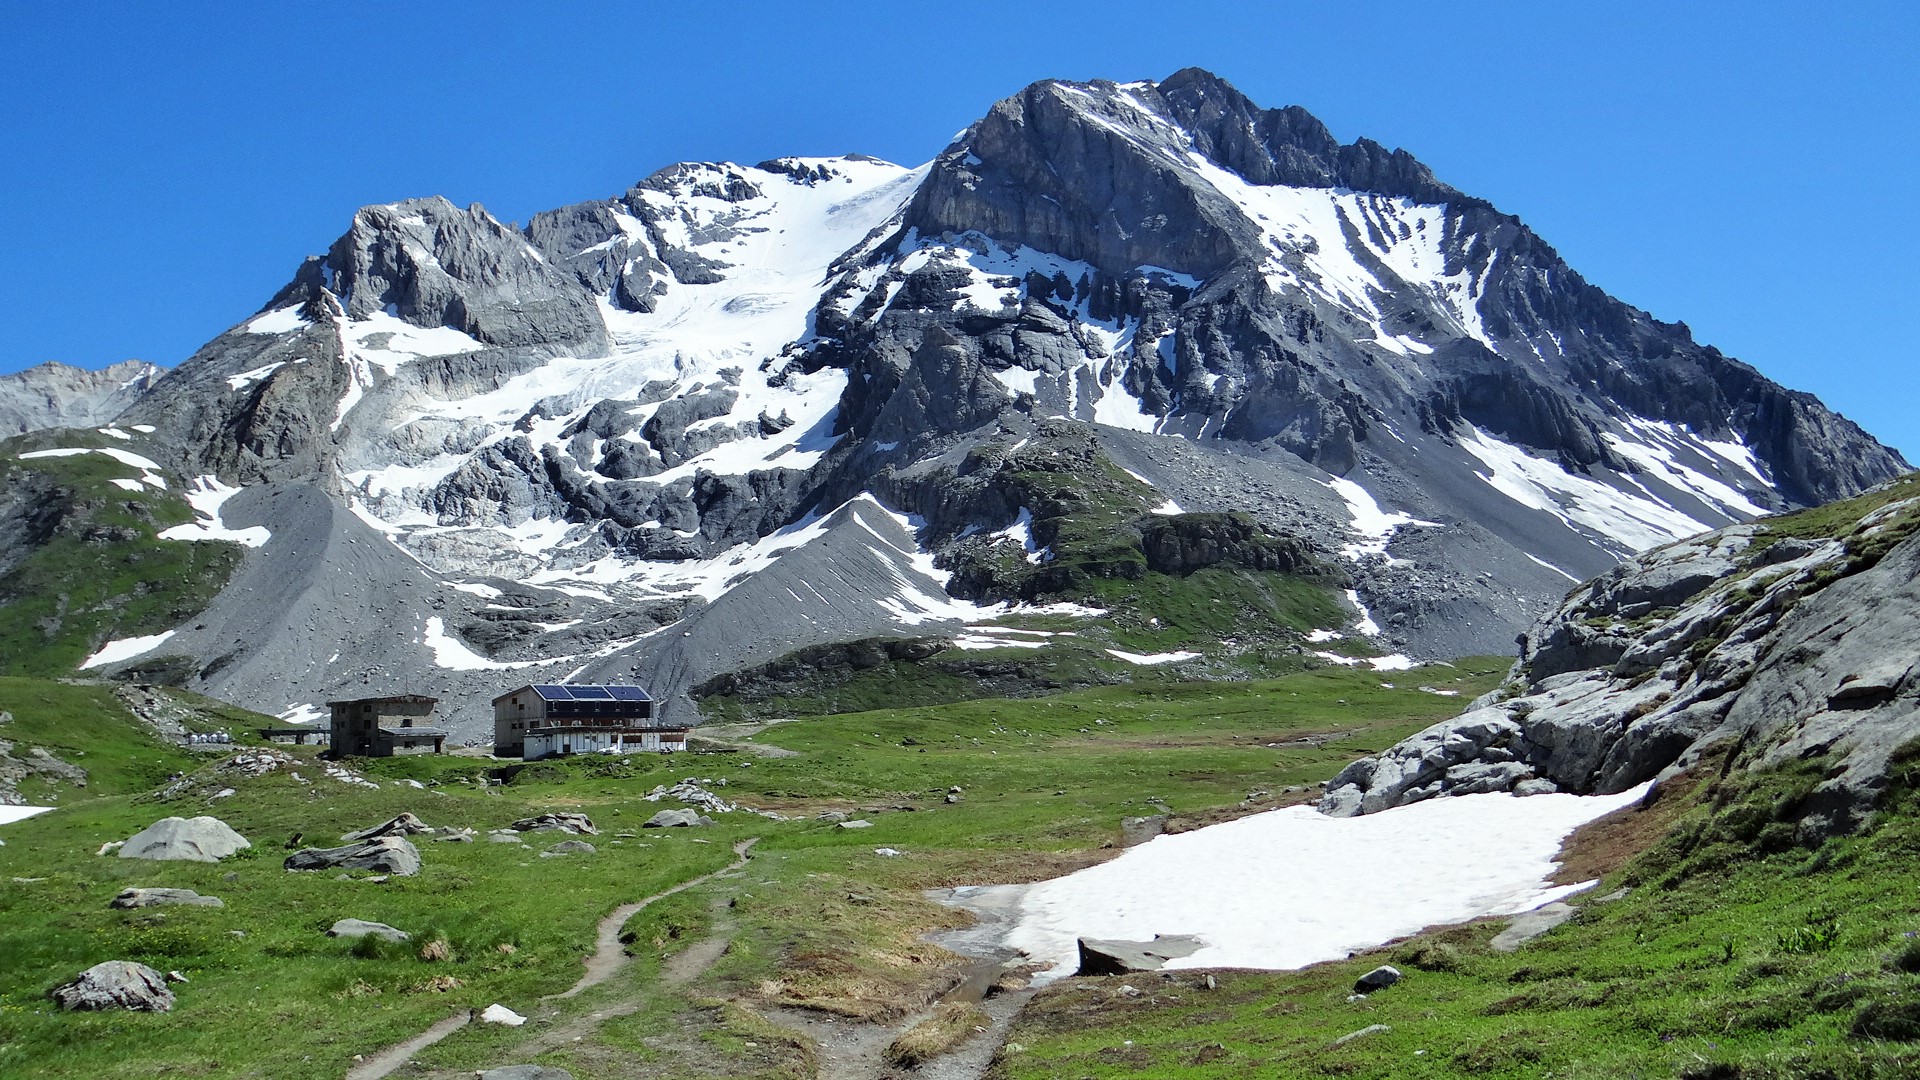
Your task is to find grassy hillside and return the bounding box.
[0,432,242,677]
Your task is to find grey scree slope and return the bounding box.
[27,68,1902,735]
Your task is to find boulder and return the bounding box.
[1331,1024,1391,1046]
[478,1068,575,1080]
[1490,902,1578,952]
[1353,965,1402,993]
[341,812,434,841]
[835,818,874,829]
[643,809,711,828]
[541,840,596,856]
[49,961,174,1012]
[510,813,596,835]
[1075,935,1205,976]
[479,1003,528,1026]
[328,918,411,942]
[118,816,250,862]
[488,830,525,843]
[110,887,223,909]
[284,836,421,876]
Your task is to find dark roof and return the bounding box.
[325,694,439,708]
[492,683,652,704]
[373,727,450,739]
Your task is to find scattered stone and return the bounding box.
[643,809,712,828]
[285,836,422,876]
[1353,965,1402,993]
[1332,1024,1392,1046]
[479,1003,527,1026]
[1491,902,1578,952]
[328,919,411,943]
[341,812,433,841]
[50,961,174,1012]
[1594,887,1632,903]
[1076,935,1206,976]
[488,830,525,844]
[111,887,223,909]
[847,893,874,905]
[94,841,124,856]
[1513,778,1560,797]
[166,970,189,983]
[874,847,902,857]
[1120,815,1168,847]
[836,819,874,829]
[435,827,476,842]
[118,816,251,863]
[541,840,596,856]
[945,792,962,804]
[510,813,596,835]
[476,1066,573,1080]
[644,778,737,814]
[419,939,451,962]
[817,810,849,822]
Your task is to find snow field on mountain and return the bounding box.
[158,476,271,548]
[18,446,167,490]
[983,782,1648,982]
[1459,425,1714,553]
[78,631,177,670]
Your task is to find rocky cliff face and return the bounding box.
[0,361,162,437]
[6,70,1908,734]
[1322,475,1920,838]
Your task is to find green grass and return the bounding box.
[990,759,1920,1080]
[0,660,1503,1078]
[0,678,203,801]
[0,434,243,677]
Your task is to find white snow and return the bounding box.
[243,306,309,335]
[226,362,287,391]
[158,476,271,548]
[1344,589,1382,636]
[1324,476,1438,562]
[992,508,1048,564]
[1367,654,1417,672]
[979,783,1649,982]
[79,631,177,670]
[130,424,156,434]
[277,703,324,725]
[1458,425,1712,553]
[1603,421,1769,517]
[421,616,552,671]
[1305,628,1342,643]
[1525,552,1582,584]
[0,805,54,826]
[97,426,131,441]
[1104,649,1201,666]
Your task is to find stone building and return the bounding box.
[491,684,687,759]
[327,694,445,757]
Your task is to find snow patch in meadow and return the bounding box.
[972,782,1649,982]
[1105,649,1200,666]
[0,806,54,826]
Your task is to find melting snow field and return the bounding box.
[79,631,177,670]
[954,783,1648,983]
[0,806,54,827]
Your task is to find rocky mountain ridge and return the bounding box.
[1,69,1906,734]
[0,361,163,437]
[1322,473,1920,837]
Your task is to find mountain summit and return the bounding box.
[5,71,1903,733]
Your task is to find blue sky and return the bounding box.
[3,2,1915,455]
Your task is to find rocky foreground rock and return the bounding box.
[117,816,251,862]
[1323,479,1920,838]
[284,835,421,875]
[49,961,174,1012]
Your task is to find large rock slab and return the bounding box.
[1075,935,1205,976]
[328,918,410,942]
[478,1068,574,1080]
[118,816,250,862]
[111,887,223,909]
[49,961,174,1012]
[284,835,421,876]
[511,813,596,835]
[643,809,711,828]
[341,812,434,841]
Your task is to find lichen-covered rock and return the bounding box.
[327,919,410,942]
[111,888,223,909]
[285,836,421,876]
[118,816,251,863]
[49,961,174,1012]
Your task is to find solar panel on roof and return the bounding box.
[569,686,612,699]
[608,686,651,701]
[532,684,573,700]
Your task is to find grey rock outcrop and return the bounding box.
[285,836,422,876]
[118,816,251,862]
[1075,935,1205,976]
[477,1068,575,1080]
[341,812,433,841]
[511,812,596,835]
[327,918,410,942]
[1323,481,1920,838]
[50,957,174,1006]
[642,809,710,828]
[541,840,596,856]
[50,961,175,1012]
[1353,964,1402,993]
[111,888,224,909]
